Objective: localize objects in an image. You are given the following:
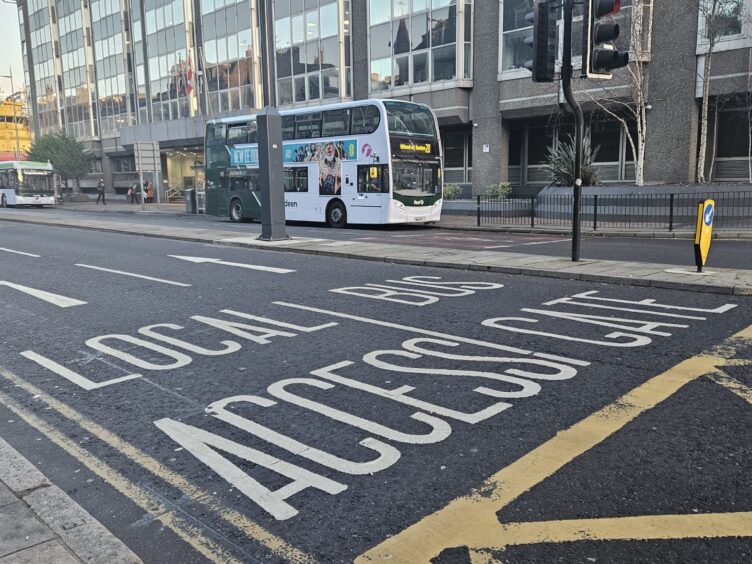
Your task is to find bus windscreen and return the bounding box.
[383,101,436,138]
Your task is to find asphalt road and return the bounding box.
[0,221,750,563]
[4,207,752,270]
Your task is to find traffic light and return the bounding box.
[524,0,557,83]
[582,0,629,79]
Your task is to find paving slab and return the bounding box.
[0,502,54,558]
[0,540,78,564]
[0,439,50,494]
[23,486,140,564]
[0,483,16,509]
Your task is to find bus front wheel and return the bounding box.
[326,200,347,228]
[229,198,244,222]
[0,195,6,208]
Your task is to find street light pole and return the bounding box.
[256,0,288,241]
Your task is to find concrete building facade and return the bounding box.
[16,0,752,197]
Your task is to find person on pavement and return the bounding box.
[146,182,154,204]
[96,179,106,205]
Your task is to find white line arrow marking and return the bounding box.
[0,247,41,257]
[169,255,296,274]
[75,264,191,287]
[0,281,86,308]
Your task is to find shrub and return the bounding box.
[542,134,600,186]
[487,182,512,200]
[442,183,462,200]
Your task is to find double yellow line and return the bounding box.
[0,369,313,564]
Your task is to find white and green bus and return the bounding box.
[204,99,443,227]
[0,161,56,208]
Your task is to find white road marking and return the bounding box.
[75,264,191,287]
[484,238,571,249]
[273,301,590,366]
[0,247,41,257]
[21,350,142,390]
[664,268,717,276]
[169,255,295,274]
[0,281,86,308]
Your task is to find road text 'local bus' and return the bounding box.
[204,100,443,227]
[0,161,56,208]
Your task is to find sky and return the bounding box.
[0,1,25,97]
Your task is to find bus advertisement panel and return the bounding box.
[204,100,443,228]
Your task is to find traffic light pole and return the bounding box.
[561,0,584,262]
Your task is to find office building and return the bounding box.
[16,0,752,197]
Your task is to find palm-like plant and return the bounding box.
[542,135,600,186]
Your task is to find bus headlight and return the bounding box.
[394,200,405,209]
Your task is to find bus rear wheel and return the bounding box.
[326,200,347,228]
[1,195,6,208]
[229,198,244,222]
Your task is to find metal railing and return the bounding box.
[476,191,752,231]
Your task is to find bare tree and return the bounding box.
[697,0,745,183]
[585,0,651,186]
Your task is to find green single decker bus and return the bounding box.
[204,99,444,227]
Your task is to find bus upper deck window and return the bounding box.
[351,105,380,135]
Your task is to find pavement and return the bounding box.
[1,210,751,296]
[0,437,140,563]
[56,200,752,239]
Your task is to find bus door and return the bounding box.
[349,164,389,223]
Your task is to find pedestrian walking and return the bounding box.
[96,179,106,205]
[146,181,154,204]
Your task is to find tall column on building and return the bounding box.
[644,1,700,184]
[470,0,502,194]
[351,0,369,100]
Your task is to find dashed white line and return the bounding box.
[0,247,41,257]
[75,264,191,287]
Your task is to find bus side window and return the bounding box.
[284,168,309,192]
[248,121,258,143]
[282,116,295,140]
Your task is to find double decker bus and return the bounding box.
[0,161,56,208]
[204,99,443,227]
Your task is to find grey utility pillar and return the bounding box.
[257,0,289,241]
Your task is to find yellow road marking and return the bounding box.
[708,369,752,406]
[0,389,239,563]
[495,512,752,548]
[0,368,313,564]
[357,323,752,563]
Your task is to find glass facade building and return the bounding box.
[92,0,133,135]
[273,0,352,106]
[24,0,60,135]
[367,0,472,92]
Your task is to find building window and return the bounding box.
[501,0,533,72]
[275,0,351,106]
[368,0,464,92]
[700,0,744,41]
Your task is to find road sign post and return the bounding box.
[134,142,160,211]
[694,199,715,273]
